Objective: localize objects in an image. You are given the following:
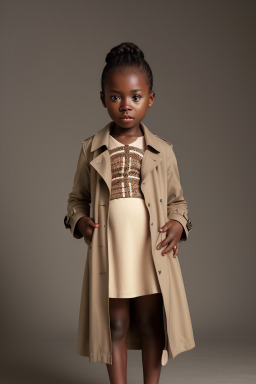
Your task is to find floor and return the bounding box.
[1,336,255,383]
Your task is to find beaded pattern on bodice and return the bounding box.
[109,144,145,200]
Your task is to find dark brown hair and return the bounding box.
[101,42,154,94]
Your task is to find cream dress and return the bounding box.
[108,134,161,298]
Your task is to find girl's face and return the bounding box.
[100,67,155,133]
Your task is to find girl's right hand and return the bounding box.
[76,216,100,243]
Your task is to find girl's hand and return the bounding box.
[156,220,183,258]
[76,216,100,243]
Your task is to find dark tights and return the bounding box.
[106,293,165,384]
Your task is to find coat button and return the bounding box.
[160,198,162,202]
[143,182,146,185]
[151,222,153,225]
[158,270,161,274]
[148,203,150,207]
[186,220,192,231]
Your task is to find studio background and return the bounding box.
[1,0,255,383]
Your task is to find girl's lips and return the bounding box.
[120,117,134,120]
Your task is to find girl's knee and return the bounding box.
[110,317,130,343]
[137,314,163,340]
[138,318,156,338]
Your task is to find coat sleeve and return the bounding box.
[166,144,192,242]
[64,140,91,239]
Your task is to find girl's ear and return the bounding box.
[100,91,106,107]
[147,91,155,109]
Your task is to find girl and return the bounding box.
[64,42,195,384]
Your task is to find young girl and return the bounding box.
[64,42,195,384]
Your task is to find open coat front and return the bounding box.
[64,120,195,365]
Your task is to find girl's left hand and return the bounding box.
[156,220,183,258]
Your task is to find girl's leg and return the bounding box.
[133,293,165,384]
[106,298,130,384]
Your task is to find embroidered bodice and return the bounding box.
[108,135,145,200]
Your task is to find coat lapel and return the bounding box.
[90,151,112,195]
[141,150,162,184]
[90,121,162,194]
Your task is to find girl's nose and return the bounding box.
[120,98,132,110]
[120,106,132,112]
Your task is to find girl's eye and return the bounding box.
[110,95,142,102]
[111,95,120,101]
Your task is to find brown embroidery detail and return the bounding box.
[109,145,144,200]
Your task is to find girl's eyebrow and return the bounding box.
[109,89,143,93]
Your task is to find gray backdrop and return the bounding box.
[1,0,255,383]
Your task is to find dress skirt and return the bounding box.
[108,134,161,298]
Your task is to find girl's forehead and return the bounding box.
[106,69,148,90]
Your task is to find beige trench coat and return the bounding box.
[64,120,195,366]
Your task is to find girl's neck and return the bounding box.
[110,122,144,138]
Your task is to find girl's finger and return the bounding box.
[173,245,178,258]
[156,233,174,250]
[161,240,176,256]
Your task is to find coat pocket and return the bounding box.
[98,205,107,247]
[98,205,107,274]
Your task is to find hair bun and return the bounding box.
[106,42,144,64]
[101,41,153,93]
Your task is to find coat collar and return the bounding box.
[89,121,162,195]
[90,120,161,153]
